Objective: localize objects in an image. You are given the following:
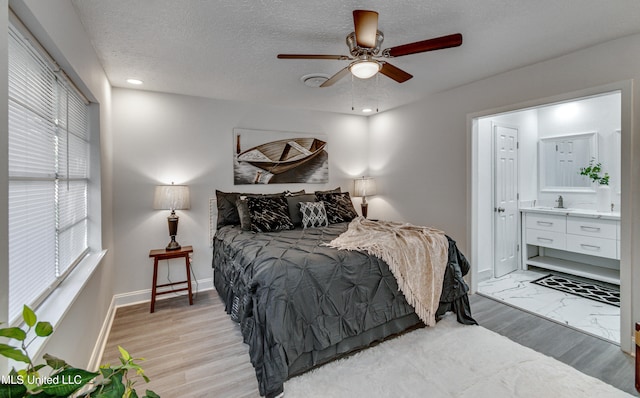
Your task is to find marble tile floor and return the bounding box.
[477,268,620,344]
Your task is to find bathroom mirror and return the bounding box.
[539,132,597,192]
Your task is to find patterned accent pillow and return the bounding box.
[215,191,285,228]
[315,192,358,224]
[300,201,329,229]
[284,189,306,196]
[246,196,295,232]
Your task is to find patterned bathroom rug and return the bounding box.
[532,274,620,307]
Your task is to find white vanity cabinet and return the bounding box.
[521,208,620,284]
[525,213,566,250]
[565,218,618,259]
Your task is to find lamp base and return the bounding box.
[361,202,368,219]
[166,236,181,251]
[166,213,181,250]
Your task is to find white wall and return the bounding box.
[110,89,368,298]
[4,0,115,370]
[369,32,640,352]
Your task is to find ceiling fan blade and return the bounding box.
[353,10,379,48]
[320,67,350,87]
[379,62,413,83]
[384,33,463,58]
[277,54,352,60]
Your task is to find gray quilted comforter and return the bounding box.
[212,222,475,397]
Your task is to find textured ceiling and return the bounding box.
[70,0,640,114]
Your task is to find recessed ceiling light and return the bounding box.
[362,108,373,113]
[126,78,143,85]
[300,74,329,88]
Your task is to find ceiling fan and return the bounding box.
[277,10,463,87]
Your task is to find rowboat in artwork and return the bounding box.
[237,137,327,174]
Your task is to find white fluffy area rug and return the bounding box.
[284,314,632,398]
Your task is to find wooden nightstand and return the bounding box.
[148,245,193,313]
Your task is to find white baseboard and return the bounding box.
[88,277,214,369]
[113,277,213,308]
[87,295,116,371]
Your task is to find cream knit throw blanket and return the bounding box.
[325,217,449,326]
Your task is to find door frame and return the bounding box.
[468,81,633,353]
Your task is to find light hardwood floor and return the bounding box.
[102,291,637,397]
[102,291,260,397]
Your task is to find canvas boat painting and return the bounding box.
[233,128,329,184]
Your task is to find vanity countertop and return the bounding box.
[520,207,620,220]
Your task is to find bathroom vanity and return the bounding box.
[520,207,621,284]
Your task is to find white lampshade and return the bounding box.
[349,60,381,79]
[354,177,377,198]
[153,184,191,210]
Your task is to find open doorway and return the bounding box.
[470,88,628,348]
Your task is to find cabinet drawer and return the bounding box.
[525,213,566,233]
[526,229,566,250]
[567,217,617,239]
[566,234,617,259]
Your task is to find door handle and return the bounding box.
[496,207,505,213]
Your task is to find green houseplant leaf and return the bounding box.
[22,306,37,328]
[579,158,610,185]
[0,327,27,341]
[43,354,68,371]
[35,322,53,338]
[40,368,99,396]
[0,344,30,364]
[95,371,125,398]
[0,382,27,398]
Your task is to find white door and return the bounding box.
[494,124,519,277]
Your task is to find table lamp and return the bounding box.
[354,176,376,218]
[153,183,190,250]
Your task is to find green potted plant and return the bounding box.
[579,158,611,212]
[0,305,159,397]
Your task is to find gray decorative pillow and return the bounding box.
[246,196,295,232]
[315,187,341,195]
[236,197,252,231]
[300,202,329,229]
[315,192,358,224]
[286,193,316,227]
[216,190,241,228]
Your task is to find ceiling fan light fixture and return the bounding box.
[349,60,381,79]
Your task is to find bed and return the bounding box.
[212,190,476,397]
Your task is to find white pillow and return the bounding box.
[300,201,329,229]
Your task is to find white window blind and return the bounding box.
[8,24,90,323]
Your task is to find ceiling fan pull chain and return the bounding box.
[376,74,379,113]
[351,74,355,111]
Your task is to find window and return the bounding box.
[8,24,90,323]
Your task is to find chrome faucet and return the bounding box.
[555,195,565,209]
